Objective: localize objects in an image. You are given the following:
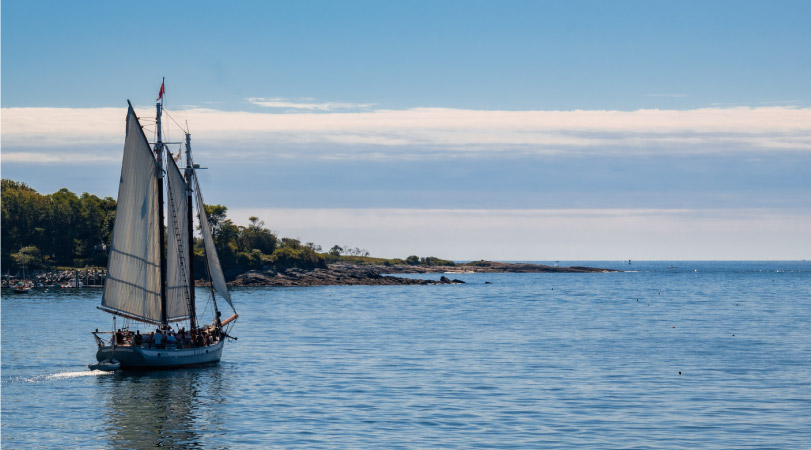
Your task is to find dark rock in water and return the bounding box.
[438,276,465,284]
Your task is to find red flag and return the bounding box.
[156,82,165,101]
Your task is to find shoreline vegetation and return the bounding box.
[2,179,617,288]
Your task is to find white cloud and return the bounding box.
[1,151,119,164]
[3,105,810,163]
[226,207,811,260]
[246,97,374,111]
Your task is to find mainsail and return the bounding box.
[194,179,233,309]
[100,106,162,323]
[165,156,192,321]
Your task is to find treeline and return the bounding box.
[0,179,325,279]
[1,180,116,270]
[199,206,326,280]
[2,179,453,280]
[325,253,456,267]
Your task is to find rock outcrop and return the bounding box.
[230,263,438,287]
[228,260,615,287]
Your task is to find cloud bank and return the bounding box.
[3,105,810,163]
[247,97,375,111]
[226,207,811,260]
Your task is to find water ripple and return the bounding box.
[2,262,811,448]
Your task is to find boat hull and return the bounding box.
[88,359,121,372]
[95,341,224,369]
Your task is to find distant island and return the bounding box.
[1,179,616,287]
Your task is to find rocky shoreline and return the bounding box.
[3,261,618,289]
[1,268,106,287]
[229,261,617,287]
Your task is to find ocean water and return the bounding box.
[2,261,810,449]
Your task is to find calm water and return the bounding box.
[2,261,810,449]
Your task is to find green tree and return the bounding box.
[202,204,229,238]
[2,180,116,268]
[240,216,277,255]
[12,245,42,271]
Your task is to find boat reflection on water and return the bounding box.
[98,366,230,449]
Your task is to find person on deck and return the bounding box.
[134,330,143,347]
[154,329,163,349]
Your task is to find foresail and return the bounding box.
[165,157,192,321]
[194,177,234,310]
[101,105,162,323]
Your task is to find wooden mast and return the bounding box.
[156,78,168,327]
[184,132,197,332]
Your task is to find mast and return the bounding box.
[184,132,197,331]
[156,79,168,327]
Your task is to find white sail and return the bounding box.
[194,177,234,309]
[165,156,191,321]
[101,106,162,323]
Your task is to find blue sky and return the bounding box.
[2,1,810,259]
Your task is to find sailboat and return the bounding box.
[11,261,32,293]
[91,82,238,370]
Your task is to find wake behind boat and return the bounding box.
[91,81,237,370]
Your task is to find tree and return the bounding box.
[281,238,301,249]
[240,216,277,255]
[12,246,41,271]
[202,204,229,238]
[329,245,343,257]
[2,180,114,268]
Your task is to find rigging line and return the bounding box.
[162,109,189,134]
[199,298,211,323]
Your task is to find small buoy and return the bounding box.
[672,326,675,328]
[679,371,682,375]
[732,334,735,336]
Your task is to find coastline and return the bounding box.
[228,260,618,287]
[3,261,618,289]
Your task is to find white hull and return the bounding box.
[96,340,224,369]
